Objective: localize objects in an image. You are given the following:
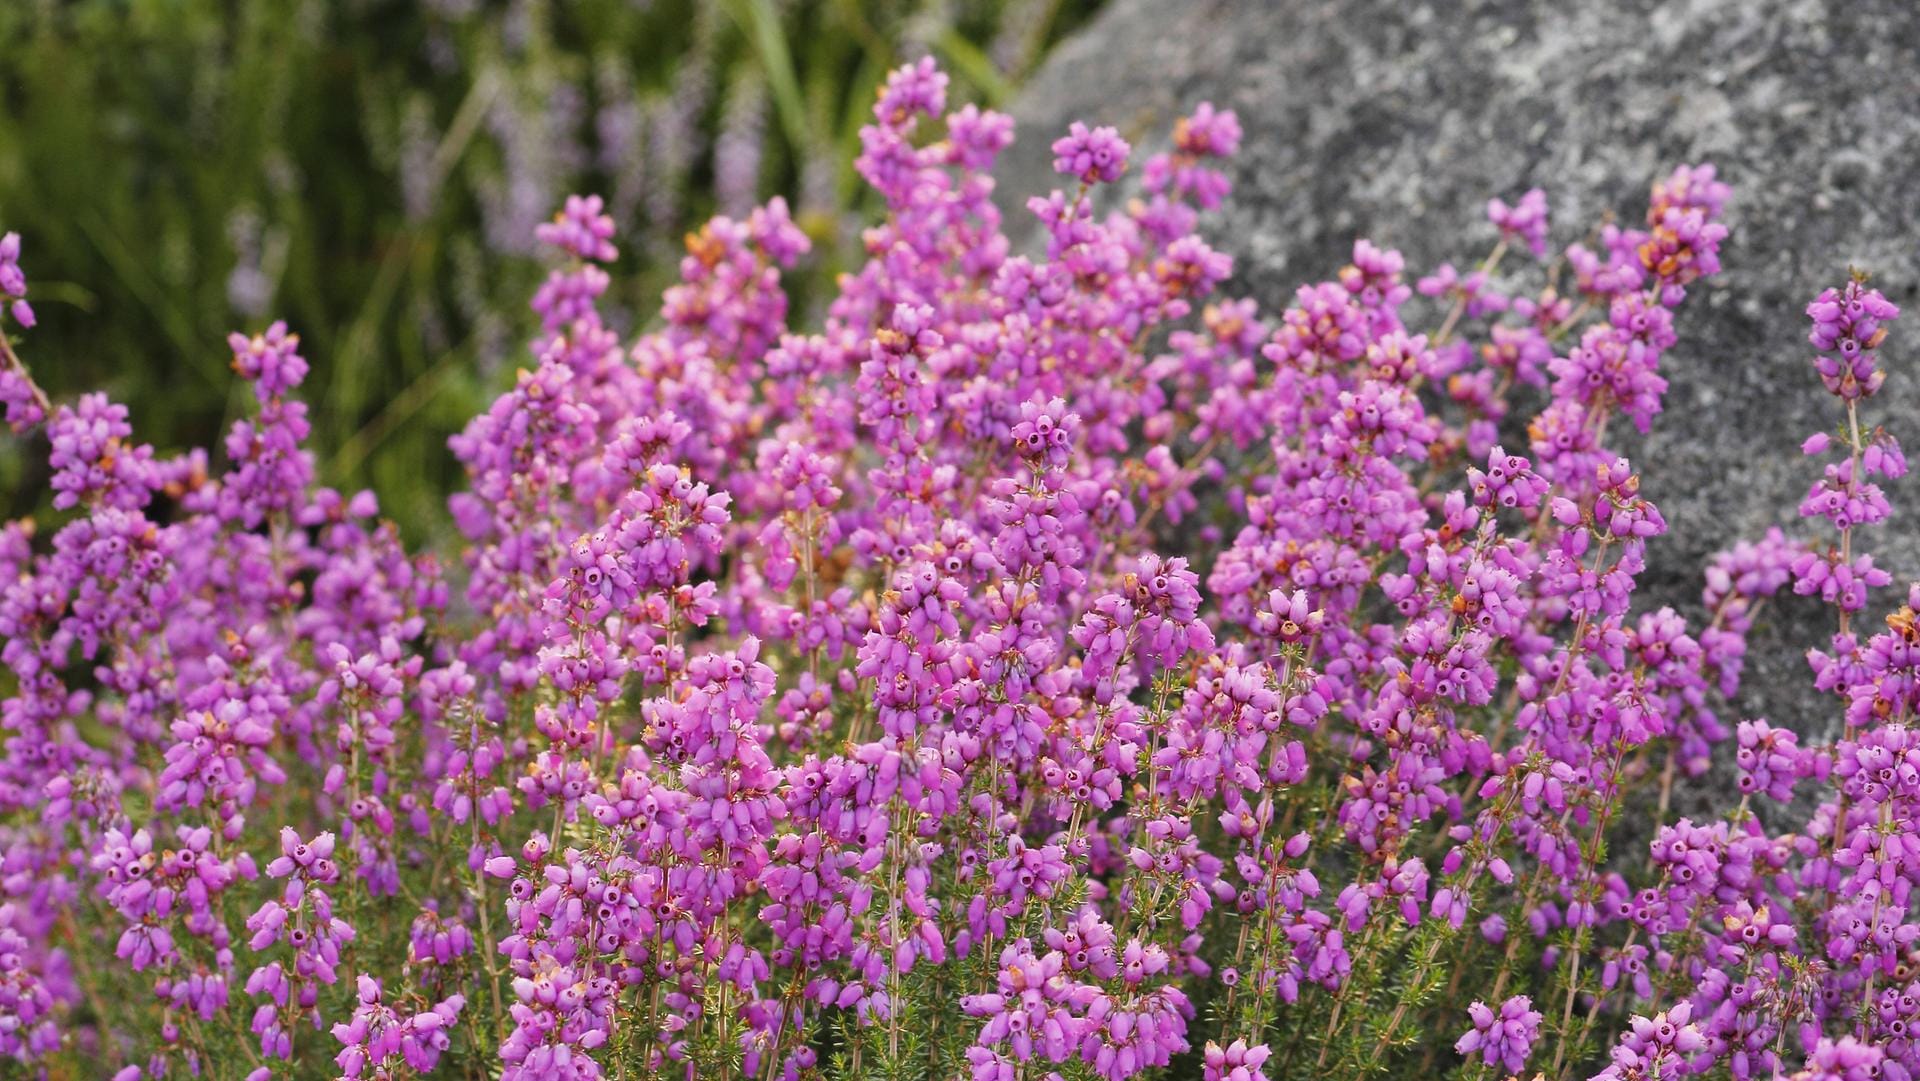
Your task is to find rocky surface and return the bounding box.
[1004,0,1920,741]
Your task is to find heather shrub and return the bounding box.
[0,57,1913,1081]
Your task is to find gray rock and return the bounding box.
[1005,0,1920,743]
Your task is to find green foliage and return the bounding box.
[0,0,1095,537]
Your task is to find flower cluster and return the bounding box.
[0,58,1913,1081]
[1455,995,1544,1074]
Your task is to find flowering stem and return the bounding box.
[1361,782,1527,1072]
[1547,297,1595,343]
[0,334,49,416]
[1549,740,1630,1076]
[1433,238,1508,346]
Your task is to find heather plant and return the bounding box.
[2,56,1917,1081]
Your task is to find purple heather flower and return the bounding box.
[0,231,33,327]
[1807,279,1899,400]
[1175,103,1241,159]
[1488,187,1551,258]
[1202,1038,1271,1081]
[1052,121,1130,185]
[1455,994,1542,1074]
[535,193,619,263]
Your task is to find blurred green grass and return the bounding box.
[0,0,1095,540]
